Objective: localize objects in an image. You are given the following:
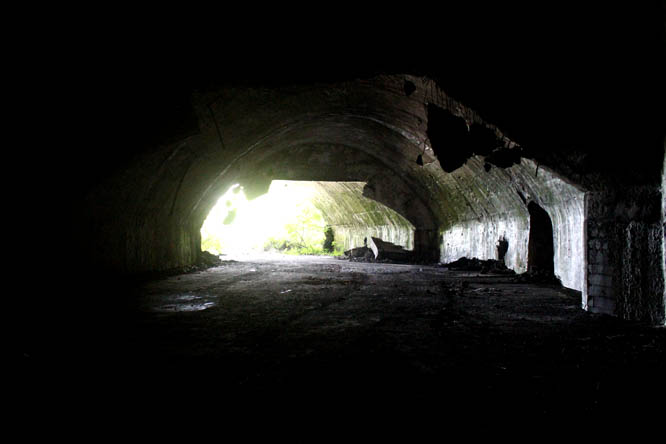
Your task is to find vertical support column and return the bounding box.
[660,141,666,324]
[582,194,589,311]
[585,186,665,323]
[585,192,616,315]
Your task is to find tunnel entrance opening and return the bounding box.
[200,180,415,259]
[200,181,334,257]
[527,201,555,275]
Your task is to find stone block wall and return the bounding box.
[584,212,615,312]
[585,189,665,323]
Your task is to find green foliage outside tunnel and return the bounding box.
[201,182,344,256]
[263,206,344,255]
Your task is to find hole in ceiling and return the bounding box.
[404,79,416,96]
[426,104,471,172]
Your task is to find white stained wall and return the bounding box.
[439,158,586,292]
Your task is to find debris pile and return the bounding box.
[343,237,412,263]
[199,251,224,267]
[441,257,515,275]
[368,237,412,262]
[513,268,562,285]
[343,246,375,261]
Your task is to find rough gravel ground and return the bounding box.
[20,253,665,427]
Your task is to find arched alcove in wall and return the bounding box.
[527,201,555,275]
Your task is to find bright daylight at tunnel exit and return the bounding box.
[201,181,338,257]
[200,180,415,261]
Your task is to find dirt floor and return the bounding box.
[20,253,666,426]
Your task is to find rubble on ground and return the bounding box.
[200,251,224,267]
[343,237,413,263]
[441,257,516,275]
[343,246,375,260]
[513,268,562,285]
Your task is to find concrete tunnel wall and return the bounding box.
[663,142,666,324]
[75,73,665,324]
[308,181,415,252]
[440,157,586,291]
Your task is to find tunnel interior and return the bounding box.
[60,70,662,322]
[19,3,666,422]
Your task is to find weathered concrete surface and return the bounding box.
[440,157,585,292]
[663,143,666,324]
[308,181,414,251]
[586,186,665,324]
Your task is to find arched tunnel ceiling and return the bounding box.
[72,71,599,275]
[306,181,414,232]
[238,143,438,231]
[165,74,524,248]
[52,1,664,215]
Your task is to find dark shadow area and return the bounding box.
[19,256,665,423]
[468,123,501,157]
[497,236,509,263]
[528,202,555,275]
[426,104,471,172]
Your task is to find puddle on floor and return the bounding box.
[154,302,216,312]
[149,293,217,312]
